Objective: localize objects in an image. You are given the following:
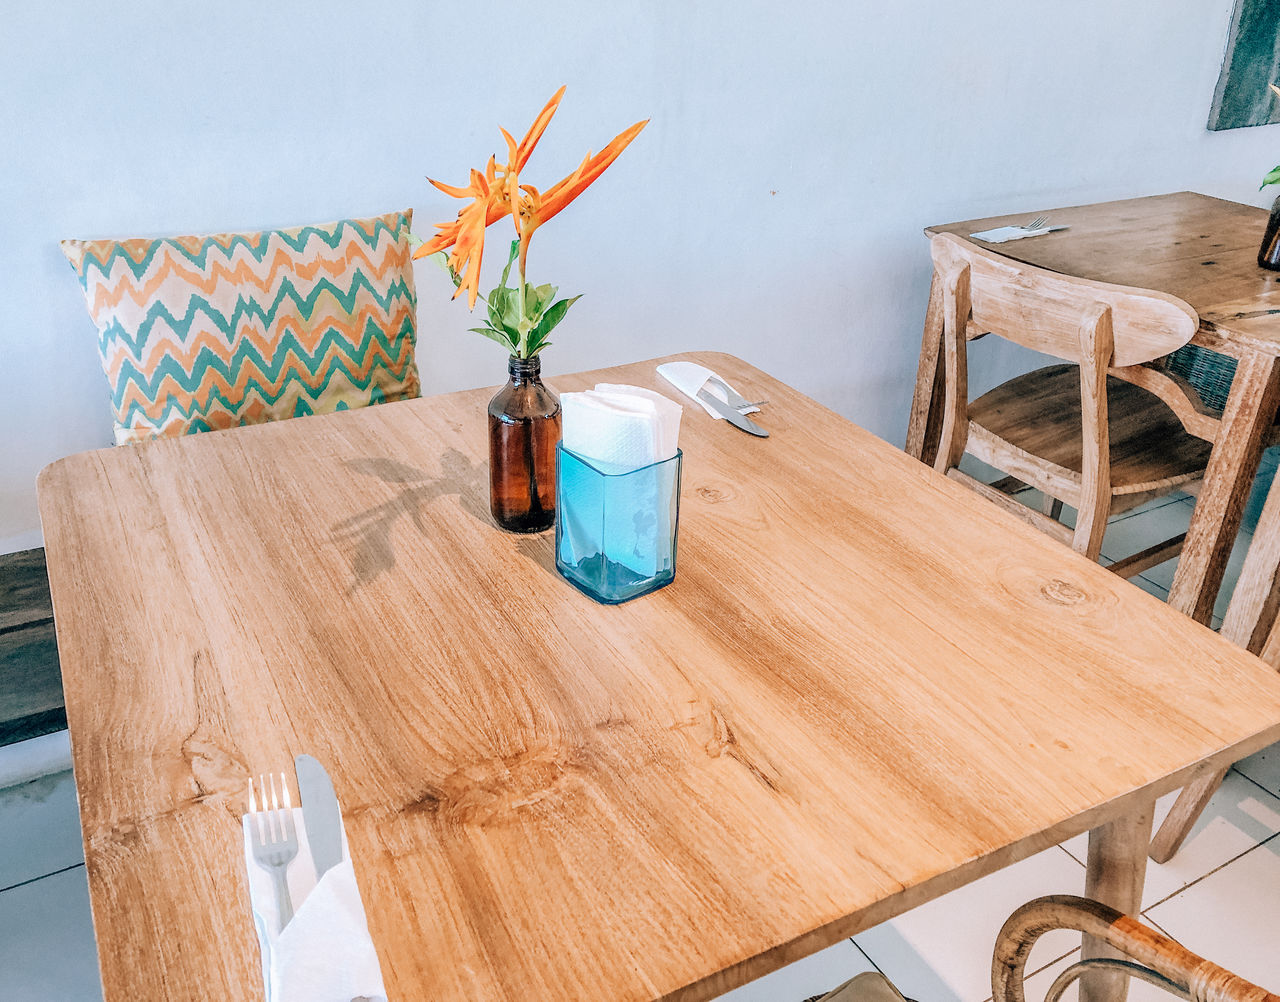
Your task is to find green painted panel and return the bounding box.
[1208,0,1280,131]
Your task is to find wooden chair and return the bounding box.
[994,895,1277,1002]
[1148,464,1280,862]
[930,232,1210,572]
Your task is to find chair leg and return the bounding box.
[1148,763,1230,863]
[1072,494,1110,562]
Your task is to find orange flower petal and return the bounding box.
[533,119,648,227]
[428,178,476,199]
[514,86,566,171]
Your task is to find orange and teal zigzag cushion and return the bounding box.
[61,209,421,445]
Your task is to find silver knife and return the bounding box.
[295,755,345,880]
[697,386,769,437]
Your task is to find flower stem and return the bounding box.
[517,259,528,357]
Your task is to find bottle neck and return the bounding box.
[508,355,541,385]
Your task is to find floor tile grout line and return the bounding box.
[1141,829,1280,912]
[1056,844,1085,869]
[1231,765,1278,803]
[0,860,85,896]
[850,938,887,978]
[1138,910,1176,939]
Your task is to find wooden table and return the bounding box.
[908,192,1280,625]
[38,351,1280,1002]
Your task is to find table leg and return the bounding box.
[1167,352,1280,625]
[1081,802,1154,1002]
[904,272,945,465]
[1219,455,1280,655]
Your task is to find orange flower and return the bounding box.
[414,87,565,308]
[415,88,647,308]
[513,118,648,277]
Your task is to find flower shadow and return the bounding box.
[331,449,489,592]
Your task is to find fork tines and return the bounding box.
[248,772,296,845]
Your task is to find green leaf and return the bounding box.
[526,295,582,355]
[427,251,463,289]
[407,231,425,249]
[468,326,519,352]
[487,285,509,329]
[498,239,519,290]
[1263,166,1280,190]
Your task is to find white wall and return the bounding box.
[2,0,1275,551]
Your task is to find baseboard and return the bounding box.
[0,729,72,791]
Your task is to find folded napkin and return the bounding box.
[656,361,759,419]
[969,224,1069,244]
[561,384,682,471]
[242,809,386,1002]
[559,384,682,578]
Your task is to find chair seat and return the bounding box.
[970,364,1212,496]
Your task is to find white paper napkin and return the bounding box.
[242,809,386,1002]
[656,361,760,419]
[561,384,682,470]
[969,224,1069,243]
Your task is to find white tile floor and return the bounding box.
[3,492,1279,1002]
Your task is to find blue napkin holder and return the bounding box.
[555,444,683,604]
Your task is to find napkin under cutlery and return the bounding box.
[656,361,760,419]
[242,797,385,1001]
[969,223,1069,243]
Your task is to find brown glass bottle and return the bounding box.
[1260,195,1280,271]
[488,355,561,532]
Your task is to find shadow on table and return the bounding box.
[331,450,489,591]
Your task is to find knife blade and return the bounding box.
[696,386,769,437]
[295,755,345,880]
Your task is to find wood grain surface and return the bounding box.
[37,352,1280,1002]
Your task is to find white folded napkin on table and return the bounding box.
[655,361,760,419]
[562,384,682,471]
[559,384,682,578]
[242,809,386,1002]
[969,224,1069,243]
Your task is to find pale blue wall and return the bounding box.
[2,0,1277,549]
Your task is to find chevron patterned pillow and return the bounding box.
[61,209,420,445]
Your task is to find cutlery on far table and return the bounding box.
[249,772,299,933]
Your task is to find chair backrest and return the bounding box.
[994,895,1278,1002]
[930,232,1198,368]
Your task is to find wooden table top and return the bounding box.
[38,352,1280,1001]
[927,191,1280,355]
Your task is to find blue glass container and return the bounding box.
[554,444,683,604]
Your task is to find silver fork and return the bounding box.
[1022,214,1048,231]
[248,773,298,933]
[705,373,768,412]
